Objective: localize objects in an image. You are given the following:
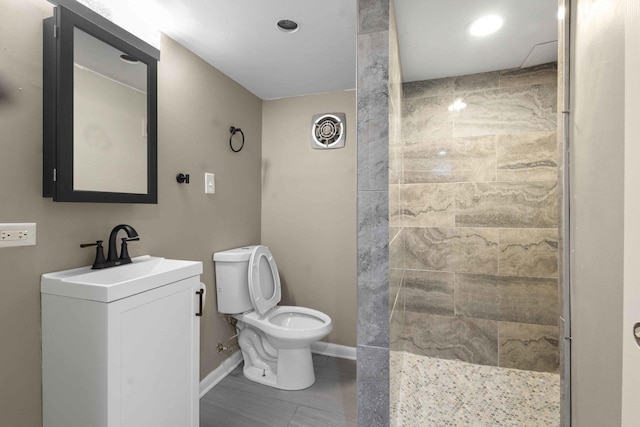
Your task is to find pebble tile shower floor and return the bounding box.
[391,352,561,427]
[200,354,357,427]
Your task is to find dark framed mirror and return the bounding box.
[43,2,159,203]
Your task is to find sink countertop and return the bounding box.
[41,255,203,302]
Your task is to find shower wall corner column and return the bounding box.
[356,0,391,426]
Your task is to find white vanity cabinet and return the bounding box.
[41,256,203,427]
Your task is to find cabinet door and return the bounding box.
[107,277,200,427]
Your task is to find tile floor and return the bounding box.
[201,354,357,427]
[391,352,561,427]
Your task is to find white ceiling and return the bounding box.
[152,0,357,100]
[395,0,559,82]
[80,0,558,99]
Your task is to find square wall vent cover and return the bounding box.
[311,113,346,150]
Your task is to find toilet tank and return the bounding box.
[213,246,256,314]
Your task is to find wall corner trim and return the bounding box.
[199,351,243,398]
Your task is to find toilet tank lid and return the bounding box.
[213,246,258,262]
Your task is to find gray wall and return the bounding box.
[357,0,392,425]
[261,90,357,347]
[570,0,625,425]
[0,1,262,425]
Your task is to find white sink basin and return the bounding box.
[41,255,203,302]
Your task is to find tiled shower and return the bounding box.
[389,64,562,426]
[387,9,562,426]
[391,63,560,372]
[356,0,564,424]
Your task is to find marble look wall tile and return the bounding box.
[455,71,500,92]
[389,227,404,269]
[403,77,455,99]
[358,31,389,191]
[390,295,405,352]
[404,227,456,271]
[456,182,558,228]
[399,184,455,227]
[403,136,496,184]
[497,132,558,181]
[456,228,500,274]
[358,0,389,34]
[402,270,454,315]
[357,189,389,346]
[499,63,558,89]
[389,227,402,243]
[455,273,559,325]
[389,184,401,227]
[499,322,559,373]
[453,84,557,138]
[388,17,403,189]
[389,145,402,185]
[358,193,388,348]
[358,280,390,347]
[404,227,499,274]
[403,312,498,366]
[358,191,389,282]
[388,5,403,120]
[390,268,403,312]
[358,0,391,421]
[402,95,454,141]
[499,228,559,278]
[357,345,390,426]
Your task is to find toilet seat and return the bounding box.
[236,306,332,341]
[248,246,281,316]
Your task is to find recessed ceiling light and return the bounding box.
[277,19,299,33]
[469,15,503,37]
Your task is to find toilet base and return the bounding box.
[241,346,316,391]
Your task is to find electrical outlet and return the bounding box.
[0,223,36,248]
[1,230,29,241]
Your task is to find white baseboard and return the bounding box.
[199,342,356,398]
[311,341,357,360]
[199,351,243,398]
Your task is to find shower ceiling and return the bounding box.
[394,0,559,82]
[91,0,557,99]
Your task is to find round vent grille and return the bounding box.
[313,114,344,147]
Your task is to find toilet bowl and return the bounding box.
[213,245,333,390]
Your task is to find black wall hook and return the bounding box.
[229,126,245,153]
[176,173,190,184]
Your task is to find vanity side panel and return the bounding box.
[41,293,108,427]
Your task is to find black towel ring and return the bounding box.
[229,126,244,153]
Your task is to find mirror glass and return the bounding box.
[73,27,148,194]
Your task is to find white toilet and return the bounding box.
[213,245,333,390]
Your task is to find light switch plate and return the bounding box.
[205,173,215,194]
[0,223,37,247]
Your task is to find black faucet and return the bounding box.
[81,224,140,269]
[107,224,139,265]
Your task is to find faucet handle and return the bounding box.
[80,240,102,248]
[80,240,107,269]
[119,237,139,263]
